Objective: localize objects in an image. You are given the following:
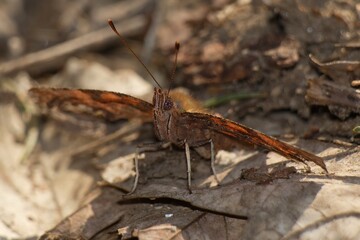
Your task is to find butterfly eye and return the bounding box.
[163,99,173,110]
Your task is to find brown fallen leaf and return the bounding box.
[306,78,360,119]
[309,54,360,83]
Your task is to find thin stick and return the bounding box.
[0,17,145,76]
[108,19,162,89]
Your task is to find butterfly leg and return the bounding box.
[184,140,192,194]
[191,139,221,185]
[128,142,171,194]
[184,139,221,194]
[128,148,141,195]
[209,139,221,185]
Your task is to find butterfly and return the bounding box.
[29,20,327,194]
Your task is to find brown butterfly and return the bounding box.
[29,20,327,194]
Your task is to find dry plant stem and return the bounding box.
[0,16,145,76]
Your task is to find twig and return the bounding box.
[0,16,146,76]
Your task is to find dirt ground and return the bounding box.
[0,0,359,239]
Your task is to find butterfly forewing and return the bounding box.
[29,88,154,122]
[180,112,327,172]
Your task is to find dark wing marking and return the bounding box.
[181,112,327,172]
[29,88,154,122]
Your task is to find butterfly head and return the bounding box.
[153,88,175,113]
[152,87,178,142]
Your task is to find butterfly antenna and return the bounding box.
[108,19,162,89]
[167,41,180,95]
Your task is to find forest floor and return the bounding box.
[0,0,359,239]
